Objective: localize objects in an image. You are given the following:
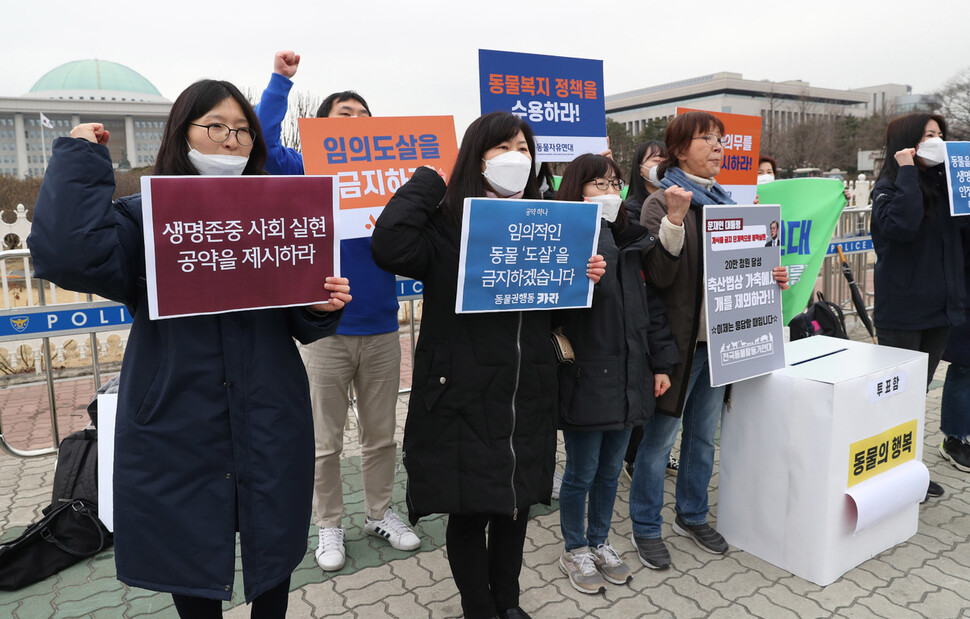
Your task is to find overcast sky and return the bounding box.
[5,0,968,135]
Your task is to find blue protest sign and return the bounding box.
[478,49,607,162]
[456,198,600,313]
[944,141,970,216]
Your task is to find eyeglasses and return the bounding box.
[692,134,724,148]
[189,123,256,146]
[587,178,625,191]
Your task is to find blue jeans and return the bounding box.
[942,363,970,439]
[559,428,632,551]
[629,344,725,539]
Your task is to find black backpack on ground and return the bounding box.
[0,410,114,590]
[788,291,848,340]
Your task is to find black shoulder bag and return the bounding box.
[0,428,112,590]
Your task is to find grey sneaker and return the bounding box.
[630,533,670,570]
[940,437,970,472]
[672,516,728,554]
[591,542,631,584]
[558,547,607,594]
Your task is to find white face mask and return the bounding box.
[757,173,775,184]
[640,163,661,187]
[588,194,622,223]
[188,148,249,176]
[482,151,532,197]
[916,137,946,167]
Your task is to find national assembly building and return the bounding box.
[0,59,172,178]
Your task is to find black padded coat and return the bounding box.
[871,164,966,331]
[371,167,557,523]
[554,221,680,432]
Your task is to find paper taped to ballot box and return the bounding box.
[846,460,928,533]
[719,336,928,586]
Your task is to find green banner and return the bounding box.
[756,178,846,324]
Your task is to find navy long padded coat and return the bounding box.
[27,137,342,602]
[871,164,966,331]
[370,167,557,523]
[943,228,970,367]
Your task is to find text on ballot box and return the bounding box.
[718,336,928,586]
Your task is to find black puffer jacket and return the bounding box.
[943,228,970,366]
[871,164,966,330]
[555,222,679,431]
[623,193,646,223]
[371,167,557,523]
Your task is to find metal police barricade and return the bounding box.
[396,276,423,368]
[0,249,132,458]
[821,206,874,327]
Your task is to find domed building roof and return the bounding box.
[26,59,168,102]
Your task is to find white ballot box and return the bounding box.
[719,336,929,586]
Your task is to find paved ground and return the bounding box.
[1,329,969,618]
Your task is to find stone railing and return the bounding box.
[1,204,30,252]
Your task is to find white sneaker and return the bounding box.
[552,470,563,500]
[364,508,421,551]
[315,526,345,571]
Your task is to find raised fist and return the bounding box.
[273,51,300,79]
[70,123,109,145]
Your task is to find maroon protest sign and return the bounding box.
[141,176,339,319]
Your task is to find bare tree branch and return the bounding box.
[936,67,970,140]
[244,87,322,152]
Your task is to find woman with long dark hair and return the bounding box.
[625,140,667,222]
[371,112,604,619]
[871,112,966,496]
[28,79,351,618]
[623,141,675,477]
[553,154,677,594]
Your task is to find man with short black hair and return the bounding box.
[316,91,370,119]
[255,50,420,573]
